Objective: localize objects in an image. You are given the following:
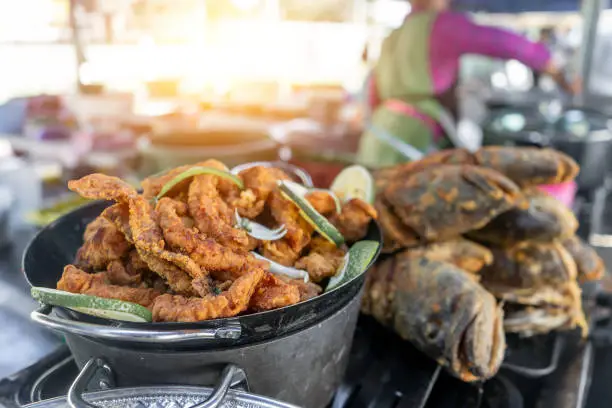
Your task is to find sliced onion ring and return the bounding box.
[251,252,310,282]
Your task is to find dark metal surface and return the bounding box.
[22,200,382,349]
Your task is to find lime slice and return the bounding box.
[330,165,375,204]
[31,287,152,323]
[157,166,244,200]
[278,181,345,246]
[326,240,379,292]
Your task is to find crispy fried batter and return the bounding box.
[188,172,249,250]
[331,198,377,243]
[268,189,313,252]
[228,166,290,219]
[249,272,301,311]
[75,216,131,271]
[151,266,265,322]
[295,236,347,282]
[71,175,201,295]
[277,275,322,302]
[261,239,300,266]
[58,265,161,308]
[306,191,338,216]
[106,260,142,286]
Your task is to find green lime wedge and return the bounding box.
[326,240,379,292]
[31,287,152,323]
[157,166,244,200]
[330,165,375,204]
[278,181,345,247]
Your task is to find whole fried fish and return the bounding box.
[384,165,524,241]
[481,242,577,292]
[363,254,505,382]
[469,188,578,246]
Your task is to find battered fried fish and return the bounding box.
[295,236,347,283]
[75,216,131,271]
[151,266,265,322]
[331,199,378,243]
[58,265,161,308]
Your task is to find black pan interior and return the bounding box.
[23,200,382,349]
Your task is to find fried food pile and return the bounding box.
[364,146,604,382]
[58,160,377,322]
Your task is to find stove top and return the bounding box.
[0,317,595,408]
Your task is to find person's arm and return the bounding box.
[435,13,577,93]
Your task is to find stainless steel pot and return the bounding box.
[26,358,299,408]
[31,289,363,408]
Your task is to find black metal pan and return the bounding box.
[23,200,382,350]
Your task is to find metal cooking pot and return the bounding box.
[24,203,381,408]
[26,358,298,408]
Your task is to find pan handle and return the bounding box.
[31,305,241,344]
[68,358,249,408]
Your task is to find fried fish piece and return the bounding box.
[187,172,250,250]
[363,254,505,382]
[75,216,131,271]
[469,187,578,246]
[262,189,314,265]
[277,275,322,302]
[156,197,265,282]
[249,272,301,311]
[151,266,265,322]
[331,198,378,243]
[295,236,347,283]
[562,236,605,283]
[70,175,202,294]
[306,191,338,216]
[481,242,577,292]
[228,166,290,219]
[57,265,161,308]
[106,259,142,286]
[384,165,524,241]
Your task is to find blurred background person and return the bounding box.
[357,0,580,168]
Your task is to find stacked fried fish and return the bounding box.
[59,160,377,322]
[364,146,604,382]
